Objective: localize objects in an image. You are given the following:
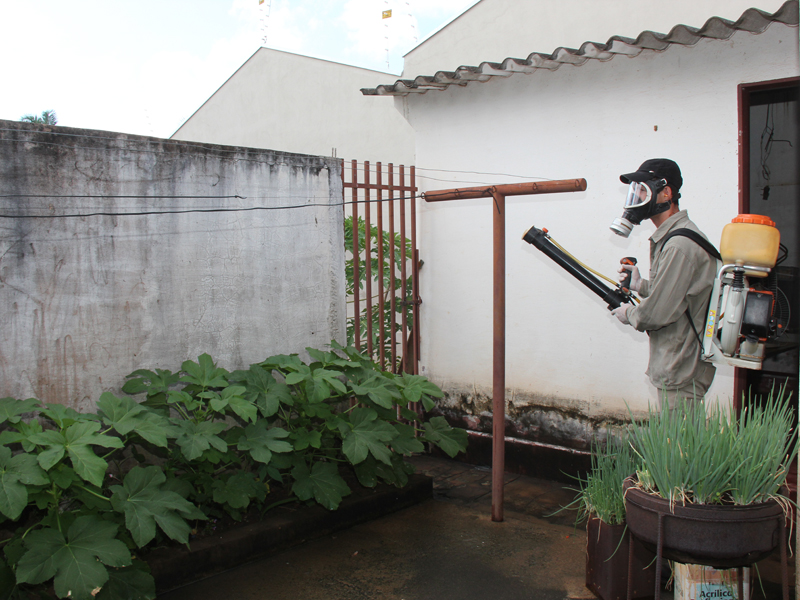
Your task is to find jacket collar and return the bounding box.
[650,210,689,244]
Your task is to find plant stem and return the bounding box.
[74,485,111,502]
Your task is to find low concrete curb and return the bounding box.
[147,473,433,594]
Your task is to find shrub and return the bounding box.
[0,342,467,600]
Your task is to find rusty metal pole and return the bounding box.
[491,189,506,522]
[423,178,587,522]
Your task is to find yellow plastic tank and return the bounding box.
[720,214,780,277]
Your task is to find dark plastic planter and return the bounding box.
[585,517,655,600]
[622,477,785,568]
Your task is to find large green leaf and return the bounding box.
[16,515,131,600]
[390,423,425,456]
[110,466,205,548]
[0,419,44,452]
[260,353,304,372]
[291,461,350,510]
[180,354,229,389]
[29,421,124,487]
[395,373,444,409]
[306,347,360,369]
[0,398,39,426]
[239,366,291,418]
[284,365,310,386]
[212,472,267,510]
[290,427,322,451]
[353,455,379,488]
[95,562,156,600]
[0,446,49,520]
[167,390,201,412]
[96,393,145,435]
[174,421,227,461]
[237,423,292,464]
[342,408,397,465]
[421,417,468,458]
[312,368,348,396]
[376,453,414,487]
[350,376,398,409]
[128,412,173,448]
[38,403,93,429]
[221,386,257,423]
[122,368,179,397]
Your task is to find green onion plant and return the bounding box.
[629,386,797,506]
[568,432,639,526]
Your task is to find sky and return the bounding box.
[0,0,477,139]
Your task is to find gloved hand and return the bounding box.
[618,262,642,292]
[611,304,630,325]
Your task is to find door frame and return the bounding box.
[734,76,800,413]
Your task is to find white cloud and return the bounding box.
[0,0,476,136]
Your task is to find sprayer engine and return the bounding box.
[702,215,783,371]
[702,266,777,369]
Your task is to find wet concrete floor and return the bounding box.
[159,455,789,600]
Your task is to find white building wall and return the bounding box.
[173,48,415,166]
[404,23,798,425]
[403,0,789,77]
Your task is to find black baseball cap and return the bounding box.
[620,158,683,190]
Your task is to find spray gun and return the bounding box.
[522,225,634,310]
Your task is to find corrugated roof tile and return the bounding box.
[362,1,798,96]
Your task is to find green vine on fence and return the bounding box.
[344,216,415,370]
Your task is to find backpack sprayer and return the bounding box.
[522,214,787,371]
[703,214,784,370]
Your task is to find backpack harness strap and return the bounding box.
[659,228,722,348]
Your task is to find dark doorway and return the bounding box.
[737,77,799,484]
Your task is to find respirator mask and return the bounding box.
[609,178,670,238]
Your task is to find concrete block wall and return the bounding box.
[0,121,345,411]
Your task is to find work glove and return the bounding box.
[618,262,642,292]
[611,304,631,325]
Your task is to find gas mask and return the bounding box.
[609,178,670,237]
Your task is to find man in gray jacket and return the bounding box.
[610,159,718,408]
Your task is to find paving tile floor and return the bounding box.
[158,455,792,600]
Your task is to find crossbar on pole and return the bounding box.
[423,178,587,522]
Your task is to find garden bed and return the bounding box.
[147,473,433,594]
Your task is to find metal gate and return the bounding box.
[342,160,420,374]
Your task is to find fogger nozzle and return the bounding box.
[522,225,631,310]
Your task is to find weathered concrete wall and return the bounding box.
[0,121,345,411]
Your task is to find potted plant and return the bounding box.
[624,389,797,600]
[568,433,655,600]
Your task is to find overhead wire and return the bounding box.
[0,194,424,219]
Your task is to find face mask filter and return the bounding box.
[609,179,668,238]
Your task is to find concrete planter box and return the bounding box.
[146,474,433,595]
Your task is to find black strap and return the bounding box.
[659,228,721,348]
[661,228,722,261]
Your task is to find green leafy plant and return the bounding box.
[0,398,175,600]
[629,388,797,506]
[0,341,466,600]
[563,433,639,526]
[344,215,414,369]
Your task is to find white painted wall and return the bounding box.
[403,0,789,77]
[404,23,798,421]
[173,48,415,166]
